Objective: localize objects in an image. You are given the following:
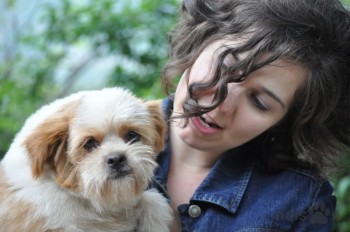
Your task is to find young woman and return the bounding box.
[151,0,350,231]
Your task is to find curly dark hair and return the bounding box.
[162,0,350,175]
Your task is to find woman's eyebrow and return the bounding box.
[262,87,285,109]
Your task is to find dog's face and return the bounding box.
[24,88,166,208]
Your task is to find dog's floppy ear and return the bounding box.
[146,100,167,153]
[24,100,79,179]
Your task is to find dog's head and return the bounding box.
[24,87,166,207]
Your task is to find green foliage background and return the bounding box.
[0,0,178,155]
[0,0,349,231]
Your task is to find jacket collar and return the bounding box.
[191,148,254,214]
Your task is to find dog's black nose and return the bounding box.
[106,153,127,170]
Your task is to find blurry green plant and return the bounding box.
[0,0,178,156]
[41,0,178,98]
[332,150,350,232]
[334,2,350,231]
[334,176,350,231]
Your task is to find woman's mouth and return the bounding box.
[191,115,222,134]
[198,115,221,129]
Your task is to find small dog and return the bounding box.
[0,87,173,232]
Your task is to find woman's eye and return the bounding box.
[84,137,99,151]
[250,94,269,112]
[124,131,141,144]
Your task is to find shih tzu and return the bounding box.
[0,87,173,232]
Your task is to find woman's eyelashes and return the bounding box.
[248,93,269,112]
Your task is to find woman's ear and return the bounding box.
[24,100,79,179]
[146,100,167,153]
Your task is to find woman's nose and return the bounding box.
[217,82,243,114]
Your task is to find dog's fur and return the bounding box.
[0,87,173,232]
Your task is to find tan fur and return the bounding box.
[0,88,173,231]
[0,168,49,231]
[145,100,167,152]
[24,101,78,178]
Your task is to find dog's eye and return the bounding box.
[124,131,141,144]
[84,137,99,151]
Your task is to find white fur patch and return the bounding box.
[0,87,172,231]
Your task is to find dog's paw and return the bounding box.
[137,189,173,232]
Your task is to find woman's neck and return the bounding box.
[169,120,221,171]
[166,121,220,207]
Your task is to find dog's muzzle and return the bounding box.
[106,152,131,179]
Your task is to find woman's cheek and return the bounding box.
[173,70,189,114]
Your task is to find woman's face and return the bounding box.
[172,39,306,155]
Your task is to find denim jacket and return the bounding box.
[151,98,336,232]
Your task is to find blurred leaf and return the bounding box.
[0,0,179,156]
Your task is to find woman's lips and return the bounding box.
[191,116,222,134]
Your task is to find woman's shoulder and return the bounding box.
[253,160,332,189]
[249,160,335,219]
[239,161,335,230]
[232,141,333,192]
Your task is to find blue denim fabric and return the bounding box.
[150,98,336,232]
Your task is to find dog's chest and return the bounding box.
[43,203,140,232]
